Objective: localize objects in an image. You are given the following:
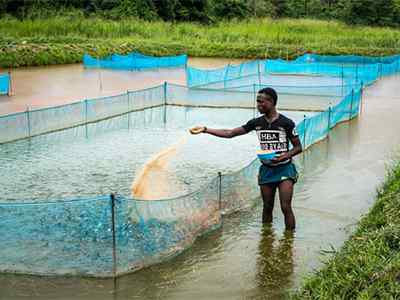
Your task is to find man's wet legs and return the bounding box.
[260,184,277,224]
[278,180,296,230]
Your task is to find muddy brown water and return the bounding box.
[0,57,246,115]
[0,59,399,300]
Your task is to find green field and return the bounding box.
[292,161,400,299]
[1,17,400,67]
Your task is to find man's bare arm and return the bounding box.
[205,126,247,138]
[190,126,247,138]
[288,135,302,158]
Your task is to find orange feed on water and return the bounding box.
[131,136,187,200]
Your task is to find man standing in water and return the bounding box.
[190,88,302,230]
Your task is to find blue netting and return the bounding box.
[220,159,261,214]
[218,83,354,97]
[0,55,374,277]
[295,53,400,65]
[2,82,342,144]
[186,60,262,88]
[187,54,400,88]
[83,52,187,70]
[294,54,400,79]
[168,83,343,112]
[0,196,114,277]
[0,85,165,144]
[298,88,362,150]
[0,72,10,95]
[116,177,221,274]
[264,59,378,85]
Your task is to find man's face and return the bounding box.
[256,93,275,114]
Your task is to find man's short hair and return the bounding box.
[258,87,278,106]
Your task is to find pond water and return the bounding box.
[0,59,399,299]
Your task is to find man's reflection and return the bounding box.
[256,225,295,296]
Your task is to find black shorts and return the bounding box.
[258,162,298,187]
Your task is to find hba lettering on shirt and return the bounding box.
[257,129,288,152]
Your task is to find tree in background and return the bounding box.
[250,0,276,17]
[0,0,399,27]
[393,0,400,24]
[270,0,287,17]
[175,0,211,22]
[284,0,305,18]
[212,0,251,19]
[153,0,177,21]
[114,0,158,20]
[346,0,396,26]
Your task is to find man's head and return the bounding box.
[256,87,278,114]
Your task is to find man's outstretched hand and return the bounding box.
[189,126,206,134]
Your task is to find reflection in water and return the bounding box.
[256,226,294,299]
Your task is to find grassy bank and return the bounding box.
[292,161,400,299]
[1,17,400,67]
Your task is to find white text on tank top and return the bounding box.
[256,127,290,166]
[256,128,288,153]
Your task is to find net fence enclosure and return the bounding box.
[83,52,187,70]
[295,53,400,65]
[186,54,400,88]
[0,81,355,145]
[0,75,364,277]
[0,72,10,95]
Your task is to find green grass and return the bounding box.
[1,17,400,67]
[292,161,400,299]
